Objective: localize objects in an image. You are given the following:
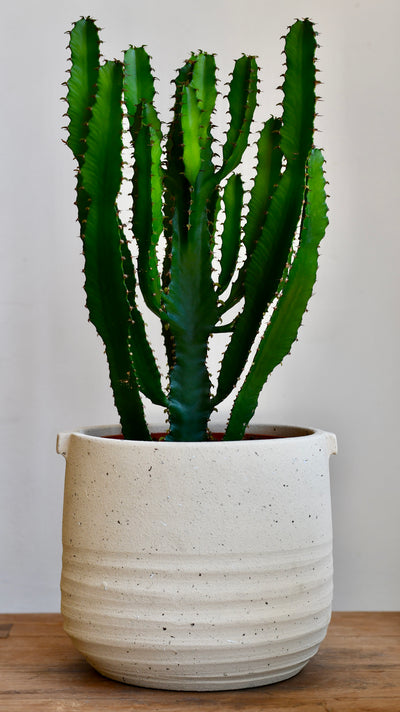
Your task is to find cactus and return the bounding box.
[64,17,328,441]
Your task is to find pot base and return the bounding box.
[87,659,308,691]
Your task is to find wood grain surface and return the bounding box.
[0,612,399,711]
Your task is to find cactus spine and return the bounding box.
[65,17,328,441]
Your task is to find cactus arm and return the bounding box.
[65,17,100,223]
[80,60,150,440]
[191,53,217,179]
[240,19,317,300]
[162,59,193,286]
[217,117,282,315]
[280,19,316,164]
[215,268,245,317]
[224,148,328,439]
[181,53,218,187]
[181,84,202,185]
[217,173,243,295]
[214,55,258,183]
[123,45,156,106]
[123,48,163,315]
[213,21,317,406]
[161,58,197,374]
[131,103,164,312]
[212,168,307,405]
[191,53,217,122]
[119,235,166,407]
[243,116,282,252]
[66,17,99,163]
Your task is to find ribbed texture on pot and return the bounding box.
[61,544,332,690]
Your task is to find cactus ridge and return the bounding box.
[65,17,328,441]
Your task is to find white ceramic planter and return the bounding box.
[57,424,336,691]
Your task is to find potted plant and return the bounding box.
[57,16,337,691]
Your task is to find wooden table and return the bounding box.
[0,612,399,711]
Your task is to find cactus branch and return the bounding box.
[181,84,202,185]
[79,60,150,439]
[213,20,318,407]
[119,234,167,408]
[217,173,244,296]
[225,148,328,439]
[215,55,258,183]
[66,17,99,224]
[124,48,164,315]
[280,19,316,164]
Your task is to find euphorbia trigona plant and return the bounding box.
[64,17,328,442]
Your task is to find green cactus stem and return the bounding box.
[225,148,329,440]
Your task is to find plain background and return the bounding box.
[1,0,399,612]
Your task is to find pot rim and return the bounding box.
[78,423,315,440]
[57,424,338,457]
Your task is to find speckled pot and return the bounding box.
[57,423,336,691]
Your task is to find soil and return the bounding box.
[104,432,286,442]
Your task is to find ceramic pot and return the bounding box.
[57,424,336,691]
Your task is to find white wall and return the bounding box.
[1,0,399,611]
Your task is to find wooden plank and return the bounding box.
[0,613,61,624]
[0,614,64,638]
[0,699,399,712]
[0,613,399,711]
[329,611,400,636]
[0,625,12,639]
[0,701,348,712]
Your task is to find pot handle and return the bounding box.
[325,431,337,457]
[56,432,71,459]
